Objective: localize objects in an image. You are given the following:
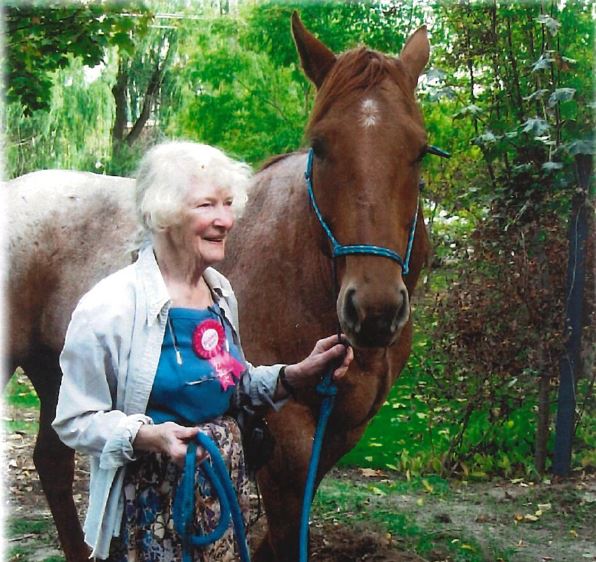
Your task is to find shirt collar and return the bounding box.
[137,245,170,325]
[203,267,233,301]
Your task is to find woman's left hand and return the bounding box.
[282,335,354,392]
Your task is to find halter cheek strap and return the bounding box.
[304,148,419,275]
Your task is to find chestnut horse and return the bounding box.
[7,14,430,562]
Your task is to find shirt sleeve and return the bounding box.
[52,298,152,469]
[238,362,287,410]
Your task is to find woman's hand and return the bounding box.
[134,422,208,467]
[279,335,354,396]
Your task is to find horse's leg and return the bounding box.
[254,404,318,562]
[254,462,306,562]
[255,405,369,562]
[23,353,90,562]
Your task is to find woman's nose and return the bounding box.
[214,206,235,229]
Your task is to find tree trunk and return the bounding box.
[534,373,550,474]
[111,59,129,149]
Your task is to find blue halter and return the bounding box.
[305,148,419,275]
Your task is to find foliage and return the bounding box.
[162,1,430,166]
[340,307,589,479]
[5,0,150,113]
[420,0,594,474]
[5,57,117,177]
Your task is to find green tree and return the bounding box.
[5,1,150,113]
[427,0,594,475]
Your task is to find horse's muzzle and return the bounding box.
[339,285,410,348]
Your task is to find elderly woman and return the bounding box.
[53,141,352,561]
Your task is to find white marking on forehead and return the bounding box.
[360,98,380,128]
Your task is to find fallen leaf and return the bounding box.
[422,479,434,493]
[370,486,386,497]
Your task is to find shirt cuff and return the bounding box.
[99,414,153,469]
[243,364,288,411]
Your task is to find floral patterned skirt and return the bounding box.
[108,416,249,562]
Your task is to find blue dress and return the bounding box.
[147,304,245,425]
[110,305,250,562]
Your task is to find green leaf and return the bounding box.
[536,14,561,36]
[522,118,549,137]
[566,139,595,156]
[472,130,499,146]
[453,104,483,119]
[541,161,563,172]
[523,89,549,102]
[548,88,575,108]
[532,54,552,72]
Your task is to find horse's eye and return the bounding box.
[311,138,327,159]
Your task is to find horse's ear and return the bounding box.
[399,26,430,89]
[291,12,337,89]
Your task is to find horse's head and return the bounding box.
[292,13,431,349]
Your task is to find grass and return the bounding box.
[4,371,40,435]
[6,517,64,562]
[313,475,500,562]
[5,370,40,409]
[314,471,595,562]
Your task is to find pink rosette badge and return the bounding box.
[192,319,245,391]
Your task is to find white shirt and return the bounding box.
[52,245,284,559]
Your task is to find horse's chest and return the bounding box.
[333,363,391,430]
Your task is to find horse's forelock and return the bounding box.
[308,47,411,128]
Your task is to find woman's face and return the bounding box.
[168,181,235,267]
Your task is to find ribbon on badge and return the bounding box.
[192,319,244,391]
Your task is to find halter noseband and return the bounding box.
[305,148,419,274]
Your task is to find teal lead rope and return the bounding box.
[173,432,251,562]
[298,366,338,562]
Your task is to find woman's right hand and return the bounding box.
[134,422,207,467]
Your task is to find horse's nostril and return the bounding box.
[344,288,361,331]
[392,288,410,331]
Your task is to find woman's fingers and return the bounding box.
[313,334,347,354]
[308,337,353,378]
[177,425,201,440]
[196,446,209,464]
[333,345,354,381]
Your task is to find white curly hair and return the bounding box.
[135,140,252,236]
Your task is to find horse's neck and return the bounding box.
[223,154,337,364]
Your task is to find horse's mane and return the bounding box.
[309,47,412,127]
[258,150,305,172]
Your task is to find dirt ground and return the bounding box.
[5,405,595,562]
